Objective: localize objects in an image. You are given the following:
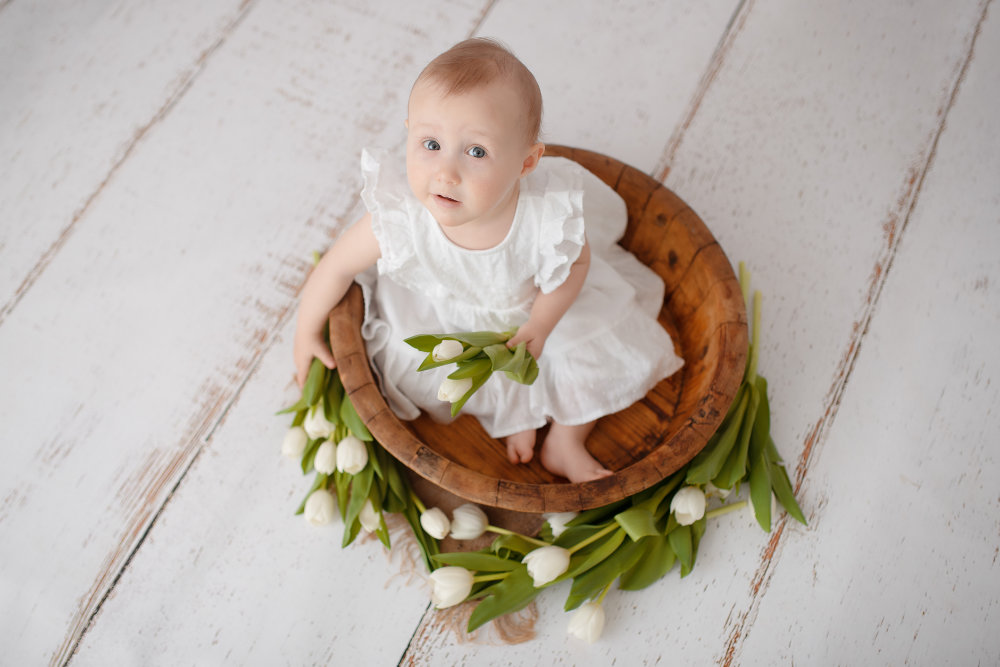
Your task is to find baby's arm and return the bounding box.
[508,238,591,359]
[293,212,380,386]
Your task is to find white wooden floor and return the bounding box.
[2,1,998,665]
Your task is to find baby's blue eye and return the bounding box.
[466,146,487,158]
[422,139,441,151]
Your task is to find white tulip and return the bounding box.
[420,507,451,540]
[543,511,578,538]
[336,435,368,474]
[428,566,474,609]
[432,339,465,362]
[304,489,336,526]
[437,377,473,403]
[313,440,337,474]
[567,601,606,643]
[303,400,336,439]
[670,486,707,526]
[281,426,308,459]
[522,545,571,587]
[359,499,380,533]
[449,503,488,540]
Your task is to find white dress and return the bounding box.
[354,149,684,439]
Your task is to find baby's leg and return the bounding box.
[505,429,536,464]
[540,421,612,483]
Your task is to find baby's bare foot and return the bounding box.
[539,422,611,483]
[505,429,536,464]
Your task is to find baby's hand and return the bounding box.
[507,322,548,360]
[293,331,337,387]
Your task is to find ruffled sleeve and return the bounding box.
[360,148,418,277]
[534,158,587,294]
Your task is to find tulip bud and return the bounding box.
[313,439,337,474]
[543,511,578,538]
[359,499,380,533]
[420,507,450,540]
[281,426,308,459]
[522,545,571,587]
[428,566,474,609]
[670,486,707,526]
[303,400,336,439]
[449,503,488,540]
[432,339,465,362]
[567,601,606,643]
[304,489,336,526]
[437,377,473,403]
[336,435,368,474]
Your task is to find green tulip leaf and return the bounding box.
[403,334,445,352]
[554,524,607,549]
[300,438,323,475]
[400,499,438,571]
[748,375,770,462]
[333,471,349,519]
[668,524,693,572]
[432,552,520,572]
[714,381,760,489]
[468,566,539,632]
[365,441,384,480]
[749,450,772,532]
[491,533,541,558]
[448,357,493,380]
[770,460,807,525]
[680,517,707,577]
[567,499,631,529]
[323,371,344,424]
[342,465,374,548]
[340,394,372,441]
[615,507,660,541]
[276,357,327,415]
[449,371,492,417]
[560,528,626,583]
[483,343,514,369]
[685,385,749,485]
[565,539,644,610]
[618,534,676,591]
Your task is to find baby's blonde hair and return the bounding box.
[413,38,543,144]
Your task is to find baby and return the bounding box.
[294,38,682,483]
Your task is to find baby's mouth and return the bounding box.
[434,194,461,207]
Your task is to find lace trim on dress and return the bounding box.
[534,159,587,294]
[361,148,413,277]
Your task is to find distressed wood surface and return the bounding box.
[1,0,998,665]
[739,5,1000,663]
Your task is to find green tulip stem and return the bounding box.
[568,523,619,554]
[473,572,509,584]
[705,500,748,520]
[747,290,761,383]
[410,492,427,514]
[486,525,549,547]
[596,582,613,605]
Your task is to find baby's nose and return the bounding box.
[435,158,460,184]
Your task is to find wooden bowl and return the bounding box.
[328,146,747,514]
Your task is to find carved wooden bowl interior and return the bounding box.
[328,145,747,513]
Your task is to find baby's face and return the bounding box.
[405,78,538,234]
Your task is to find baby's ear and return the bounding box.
[520,142,545,177]
[404,118,409,130]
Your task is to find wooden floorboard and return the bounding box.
[0,0,997,665]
